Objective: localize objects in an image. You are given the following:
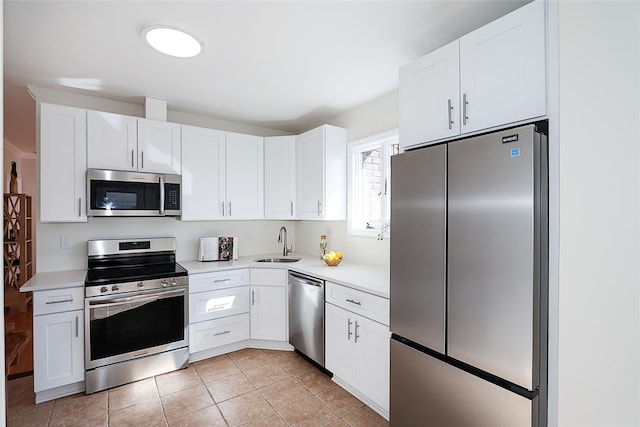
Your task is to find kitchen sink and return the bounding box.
[254,257,301,263]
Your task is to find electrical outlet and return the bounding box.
[60,235,73,249]
[244,228,253,240]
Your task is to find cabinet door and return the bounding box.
[354,315,390,412]
[325,303,356,386]
[250,286,286,341]
[40,103,87,222]
[399,40,460,149]
[296,126,324,219]
[264,136,296,219]
[33,310,84,392]
[87,110,138,171]
[181,125,226,221]
[226,132,264,219]
[137,118,182,174]
[459,0,546,133]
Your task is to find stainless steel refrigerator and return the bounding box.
[390,124,548,426]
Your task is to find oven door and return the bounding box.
[85,286,188,370]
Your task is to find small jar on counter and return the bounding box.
[320,235,327,259]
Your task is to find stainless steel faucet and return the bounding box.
[278,226,293,256]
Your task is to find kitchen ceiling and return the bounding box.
[4,0,530,153]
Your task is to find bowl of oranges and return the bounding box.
[323,251,343,267]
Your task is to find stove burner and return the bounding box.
[85,237,188,297]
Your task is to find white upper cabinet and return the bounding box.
[296,124,347,220]
[87,110,138,171]
[399,40,460,145]
[40,103,87,222]
[87,111,181,174]
[459,0,546,134]
[264,136,296,219]
[181,126,263,221]
[399,0,545,149]
[137,118,182,174]
[181,125,226,221]
[226,132,264,220]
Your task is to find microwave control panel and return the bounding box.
[165,183,181,210]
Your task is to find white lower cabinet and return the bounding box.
[250,286,286,341]
[249,268,287,342]
[32,287,85,401]
[325,283,390,418]
[188,269,251,357]
[189,314,250,354]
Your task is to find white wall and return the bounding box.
[295,90,398,266]
[557,1,640,425]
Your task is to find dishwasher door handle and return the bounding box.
[289,274,323,288]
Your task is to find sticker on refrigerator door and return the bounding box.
[510,148,520,157]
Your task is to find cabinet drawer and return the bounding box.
[189,286,250,323]
[189,269,249,293]
[33,287,85,315]
[189,313,250,353]
[250,268,287,286]
[325,282,389,326]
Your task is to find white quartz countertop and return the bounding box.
[21,253,390,299]
[21,269,87,292]
[181,253,390,299]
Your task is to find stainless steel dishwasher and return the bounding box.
[288,271,325,367]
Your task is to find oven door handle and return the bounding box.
[88,288,185,306]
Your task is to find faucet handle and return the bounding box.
[286,245,293,256]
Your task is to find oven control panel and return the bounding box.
[86,275,188,298]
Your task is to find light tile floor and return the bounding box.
[7,348,389,427]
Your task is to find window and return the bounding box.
[347,129,399,237]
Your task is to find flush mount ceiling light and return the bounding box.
[142,25,204,58]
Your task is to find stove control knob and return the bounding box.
[170,278,178,286]
[111,285,119,292]
[160,279,169,287]
[137,282,144,288]
[100,286,108,294]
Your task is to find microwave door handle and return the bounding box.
[159,175,166,216]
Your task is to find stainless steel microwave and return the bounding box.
[87,169,181,217]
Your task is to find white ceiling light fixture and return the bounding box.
[142,24,204,58]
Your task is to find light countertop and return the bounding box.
[182,253,390,299]
[22,253,390,299]
[20,269,87,292]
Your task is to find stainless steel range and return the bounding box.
[84,237,189,394]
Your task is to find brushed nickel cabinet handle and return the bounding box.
[354,320,360,343]
[290,201,293,217]
[141,151,144,168]
[214,330,231,336]
[463,93,469,126]
[131,150,134,168]
[347,318,353,341]
[448,99,454,129]
[78,198,82,217]
[75,316,79,338]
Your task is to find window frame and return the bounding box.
[346,128,399,238]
